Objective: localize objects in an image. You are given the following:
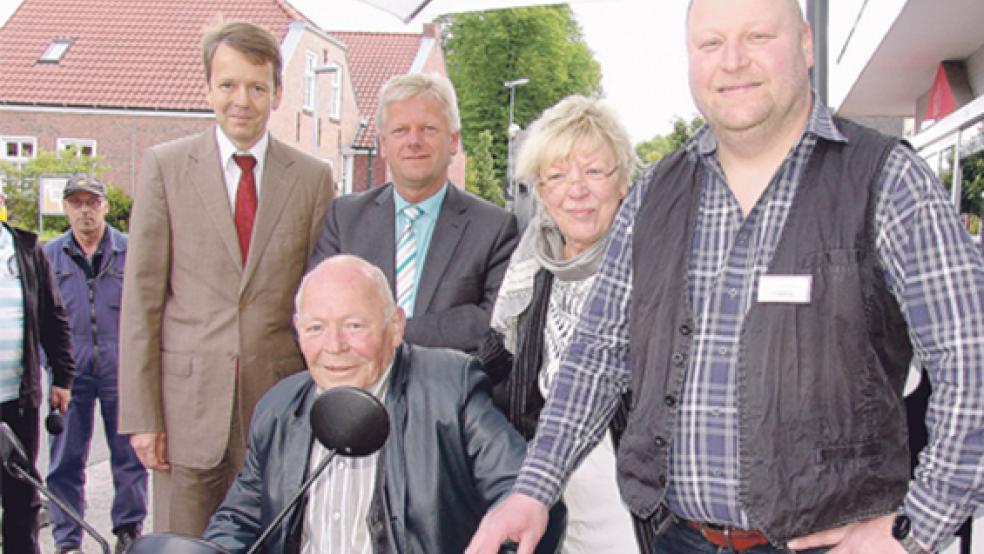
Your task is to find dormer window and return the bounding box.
[39,39,73,63]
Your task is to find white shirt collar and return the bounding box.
[215,126,269,166]
[214,126,270,206]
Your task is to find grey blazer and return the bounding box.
[309,183,518,352]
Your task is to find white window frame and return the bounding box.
[56,138,97,157]
[1,136,37,164]
[303,51,317,111]
[327,65,342,120]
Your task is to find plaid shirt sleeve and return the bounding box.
[512,167,649,506]
[875,144,984,549]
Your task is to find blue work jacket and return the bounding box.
[44,225,127,378]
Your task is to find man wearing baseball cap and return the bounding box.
[44,175,147,554]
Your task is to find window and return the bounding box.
[39,39,72,63]
[1,136,36,187]
[305,56,340,118]
[1,136,37,164]
[57,138,97,157]
[328,66,342,120]
[304,51,317,110]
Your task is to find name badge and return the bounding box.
[757,274,812,304]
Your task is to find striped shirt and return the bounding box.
[301,367,392,554]
[513,99,984,549]
[0,225,24,403]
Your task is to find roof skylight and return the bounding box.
[39,39,72,63]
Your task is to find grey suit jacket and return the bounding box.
[308,183,518,352]
[119,129,333,469]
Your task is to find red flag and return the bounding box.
[924,63,957,121]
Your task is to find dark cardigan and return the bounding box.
[477,267,654,552]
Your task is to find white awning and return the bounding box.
[354,0,606,23]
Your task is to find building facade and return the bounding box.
[831,2,984,553]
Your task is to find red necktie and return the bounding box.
[233,154,257,265]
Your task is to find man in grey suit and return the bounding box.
[309,73,518,353]
[119,21,333,537]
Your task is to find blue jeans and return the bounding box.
[46,366,148,548]
[653,516,830,554]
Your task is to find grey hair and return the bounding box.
[294,255,396,319]
[515,94,638,193]
[375,73,461,134]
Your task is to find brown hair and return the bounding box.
[202,21,283,90]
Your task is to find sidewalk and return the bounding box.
[36,407,152,554]
[39,458,140,554]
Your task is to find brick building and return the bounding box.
[0,0,359,195]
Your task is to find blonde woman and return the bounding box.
[479,95,649,553]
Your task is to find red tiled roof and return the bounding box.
[330,31,423,149]
[0,0,310,111]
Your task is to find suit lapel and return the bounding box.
[241,137,297,290]
[383,344,409,552]
[187,131,242,272]
[285,381,317,499]
[415,185,468,314]
[367,187,398,292]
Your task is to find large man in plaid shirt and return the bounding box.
[467,0,984,553]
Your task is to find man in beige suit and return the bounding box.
[119,21,333,536]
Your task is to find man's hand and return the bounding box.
[465,493,549,554]
[49,386,71,413]
[130,432,170,472]
[787,513,917,553]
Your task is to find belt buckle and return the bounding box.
[699,524,739,551]
[723,526,736,551]
[698,524,729,549]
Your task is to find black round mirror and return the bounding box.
[309,386,390,456]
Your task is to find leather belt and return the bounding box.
[684,518,771,551]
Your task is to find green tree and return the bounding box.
[946,150,984,235]
[442,6,602,184]
[0,148,131,234]
[465,130,504,206]
[636,115,705,164]
[105,183,134,233]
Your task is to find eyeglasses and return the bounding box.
[64,197,104,209]
[540,165,619,191]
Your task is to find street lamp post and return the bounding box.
[503,78,529,209]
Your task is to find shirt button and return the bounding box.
[728,288,738,298]
[718,347,728,355]
[332,512,341,521]
[679,324,692,336]
[664,395,677,407]
[654,436,667,447]
[671,352,685,366]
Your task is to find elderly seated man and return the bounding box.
[203,255,564,554]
